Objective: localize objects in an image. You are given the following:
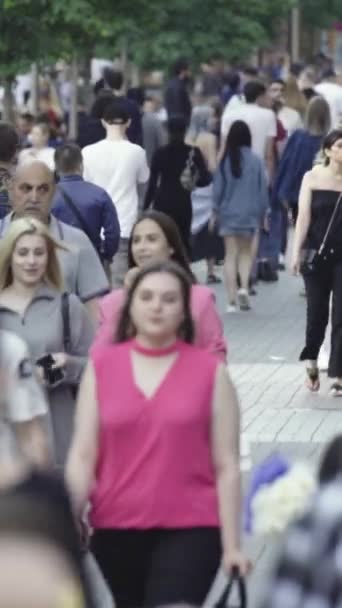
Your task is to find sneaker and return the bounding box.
[226,304,237,313]
[206,274,222,285]
[238,289,251,311]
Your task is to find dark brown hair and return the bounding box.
[115,261,195,344]
[128,211,196,283]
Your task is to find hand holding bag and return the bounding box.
[213,568,247,608]
[300,192,342,274]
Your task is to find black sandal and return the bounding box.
[330,382,342,397]
[306,368,320,392]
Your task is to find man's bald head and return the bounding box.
[10,160,55,223]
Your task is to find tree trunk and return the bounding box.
[120,38,128,92]
[68,54,78,141]
[31,63,39,116]
[3,78,15,123]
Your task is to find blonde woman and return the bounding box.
[0,218,94,466]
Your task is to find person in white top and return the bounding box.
[268,79,303,136]
[221,81,277,181]
[82,100,150,287]
[315,69,342,128]
[19,123,55,171]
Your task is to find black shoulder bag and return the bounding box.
[213,569,247,608]
[300,191,342,275]
[61,293,78,398]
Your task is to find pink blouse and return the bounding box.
[90,339,220,529]
[93,285,227,361]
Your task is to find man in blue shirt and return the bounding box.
[52,143,120,263]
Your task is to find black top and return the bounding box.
[305,189,342,252]
[143,142,211,244]
[165,77,192,124]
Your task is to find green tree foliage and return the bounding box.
[300,0,342,28]
[1,0,297,78]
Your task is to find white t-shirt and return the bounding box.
[19,147,55,171]
[0,330,47,460]
[221,103,277,161]
[278,106,303,135]
[82,139,150,238]
[315,82,342,128]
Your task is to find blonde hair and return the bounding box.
[0,218,65,291]
[284,74,307,116]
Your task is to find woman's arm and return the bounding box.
[65,361,99,518]
[211,364,250,575]
[291,171,313,274]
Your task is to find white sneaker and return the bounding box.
[226,304,237,313]
[238,288,251,311]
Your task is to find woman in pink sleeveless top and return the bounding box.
[93,210,227,361]
[67,261,249,608]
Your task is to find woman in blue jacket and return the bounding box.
[213,120,268,312]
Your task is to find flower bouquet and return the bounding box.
[244,453,317,537]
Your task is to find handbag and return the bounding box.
[180,148,199,192]
[300,192,342,274]
[213,569,247,608]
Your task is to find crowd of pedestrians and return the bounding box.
[1,54,342,607]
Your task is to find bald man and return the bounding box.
[1,161,109,320]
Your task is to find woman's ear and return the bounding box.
[169,248,174,257]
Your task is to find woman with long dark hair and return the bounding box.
[144,115,211,252]
[67,261,249,608]
[212,120,268,312]
[93,210,227,360]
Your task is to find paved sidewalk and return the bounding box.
[195,264,342,606]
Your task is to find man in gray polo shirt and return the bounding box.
[1,161,109,320]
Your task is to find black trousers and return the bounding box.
[301,260,342,377]
[91,527,221,608]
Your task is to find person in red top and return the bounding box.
[94,210,227,361]
[67,261,249,608]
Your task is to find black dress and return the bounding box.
[144,142,211,251]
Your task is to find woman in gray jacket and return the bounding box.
[213,120,269,312]
[0,217,94,467]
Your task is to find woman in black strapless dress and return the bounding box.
[291,129,342,395]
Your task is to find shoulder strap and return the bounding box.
[58,186,94,245]
[61,293,71,353]
[319,192,342,254]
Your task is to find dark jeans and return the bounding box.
[300,260,342,377]
[91,527,221,608]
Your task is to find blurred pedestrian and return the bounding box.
[19,123,55,171]
[221,81,277,182]
[93,210,227,360]
[268,78,303,135]
[52,143,120,268]
[127,87,166,167]
[282,74,307,120]
[0,217,94,465]
[15,112,35,148]
[1,161,109,320]
[187,105,224,283]
[0,123,19,219]
[315,68,342,128]
[67,261,249,608]
[165,58,192,125]
[0,329,50,470]
[144,115,211,252]
[213,121,268,312]
[291,129,342,395]
[274,94,331,259]
[82,101,149,287]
